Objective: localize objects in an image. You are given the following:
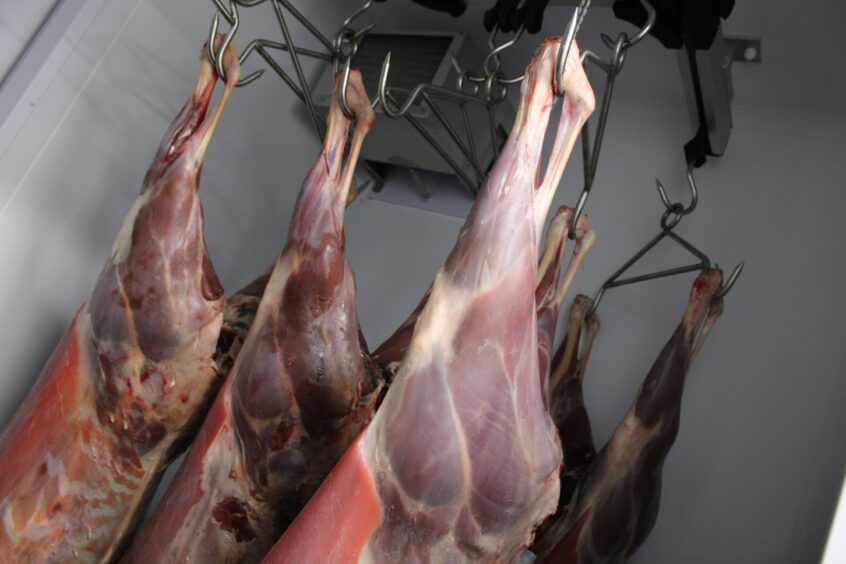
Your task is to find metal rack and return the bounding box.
[204,0,742,300]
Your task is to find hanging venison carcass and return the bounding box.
[266,37,595,563]
[216,208,590,416]
[122,70,384,563]
[534,268,725,563]
[535,208,595,398]
[0,41,239,562]
[535,207,576,385]
[213,209,575,402]
[547,295,601,519]
[533,294,600,547]
[210,184,367,386]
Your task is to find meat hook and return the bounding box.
[584,165,744,316]
[208,0,344,88]
[235,39,333,87]
[341,0,375,32]
[656,164,698,217]
[713,261,744,301]
[208,0,241,82]
[337,24,377,117]
[554,5,584,96]
[500,4,584,94]
[334,0,376,69]
[483,24,525,78]
[208,0,266,86]
[377,6,581,114]
[333,0,380,117]
[567,0,656,237]
[339,56,382,119]
[377,52,488,119]
[621,0,656,49]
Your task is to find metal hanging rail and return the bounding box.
[203,0,743,303]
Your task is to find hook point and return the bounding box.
[655,177,673,209]
[379,51,392,87]
[555,7,580,95]
[377,51,393,114]
[714,260,744,300]
[339,57,355,118]
[237,69,264,87]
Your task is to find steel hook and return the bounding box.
[564,2,656,236]
[208,0,240,81]
[378,52,424,117]
[211,0,235,24]
[599,33,629,74]
[235,38,332,87]
[342,0,374,32]
[334,21,374,63]
[655,165,699,216]
[352,22,376,44]
[334,28,355,64]
[339,57,355,118]
[554,7,581,96]
[208,13,221,69]
[713,261,744,300]
[377,52,398,115]
[337,55,380,119]
[586,286,605,317]
[624,0,656,48]
[333,0,376,74]
[570,190,590,237]
[660,204,685,230]
[484,72,508,103]
[484,25,525,76]
[455,64,481,96]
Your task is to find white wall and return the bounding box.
[0,0,60,83]
[0,1,843,563]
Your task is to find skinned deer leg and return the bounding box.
[0,39,239,562]
[266,37,595,564]
[535,268,725,563]
[123,71,384,563]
